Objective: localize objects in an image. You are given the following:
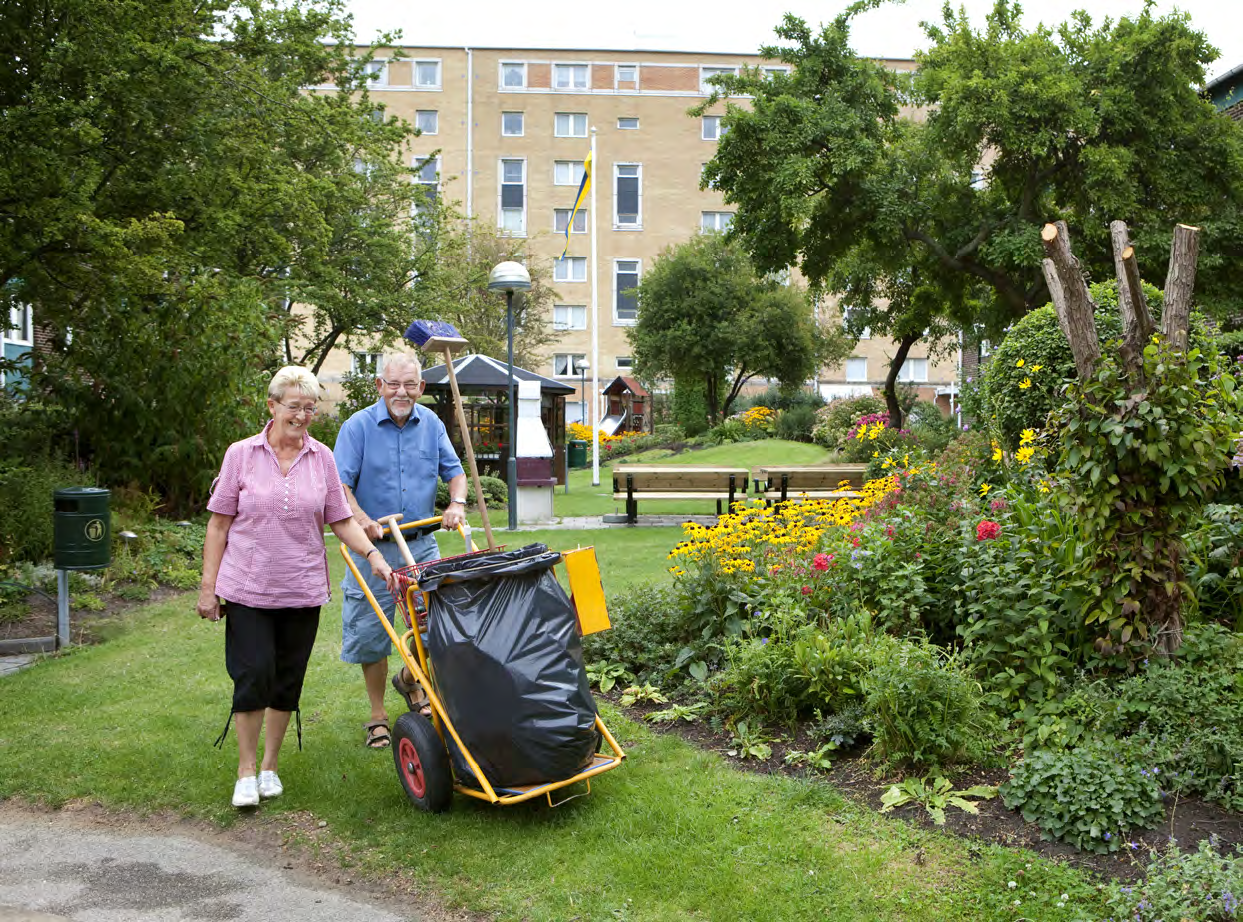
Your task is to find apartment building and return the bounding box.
[317,46,958,418]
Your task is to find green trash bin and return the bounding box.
[53,487,112,570]
[567,439,588,469]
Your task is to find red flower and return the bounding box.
[851,537,862,548]
[976,520,1001,541]
[812,553,830,571]
[801,585,813,595]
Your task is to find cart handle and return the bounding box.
[376,514,478,565]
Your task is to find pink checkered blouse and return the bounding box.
[207,422,353,609]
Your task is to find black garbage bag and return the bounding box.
[420,544,599,788]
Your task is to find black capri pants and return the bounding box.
[223,602,321,713]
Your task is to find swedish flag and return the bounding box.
[560,152,592,258]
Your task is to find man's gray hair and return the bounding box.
[376,352,422,382]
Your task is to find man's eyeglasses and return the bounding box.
[381,379,422,393]
[278,401,319,417]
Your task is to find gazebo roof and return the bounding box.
[421,353,575,396]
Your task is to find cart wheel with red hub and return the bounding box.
[391,712,453,812]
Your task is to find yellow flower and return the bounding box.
[1038,479,1051,494]
[1018,378,1032,390]
[1015,359,1025,368]
[1016,446,1035,464]
[1020,428,1036,444]
[872,451,879,458]
[979,483,991,496]
[991,440,1003,462]
[1030,364,1043,373]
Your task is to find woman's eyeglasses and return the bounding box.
[278,401,319,417]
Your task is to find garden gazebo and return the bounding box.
[421,354,575,484]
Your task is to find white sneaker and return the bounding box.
[258,770,283,799]
[232,775,259,808]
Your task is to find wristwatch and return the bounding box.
[449,498,467,505]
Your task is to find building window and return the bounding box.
[554,160,584,185]
[614,163,641,228]
[553,63,588,89]
[554,304,587,330]
[499,159,525,234]
[845,357,868,383]
[700,211,733,233]
[413,155,440,209]
[414,60,441,88]
[615,64,638,86]
[700,66,737,93]
[702,116,725,140]
[352,352,383,376]
[614,259,640,324]
[414,110,438,135]
[701,162,716,190]
[616,356,634,370]
[617,117,639,130]
[762,66,790,78]
[554,353,587,377]
[899,358,929,383]
[555,112,588,137]
[554,208,587,234]
[6,305,32,345]
[362,60,387,85]
[554,257,587,282]
[501,62,526,88]
[980,338,993,357]
[842,306,871,339]
[502,111,524,136]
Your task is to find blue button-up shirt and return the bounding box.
[334,399,464,526]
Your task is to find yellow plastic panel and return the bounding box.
[563,547,611,635]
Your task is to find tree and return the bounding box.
[628,233,849,424]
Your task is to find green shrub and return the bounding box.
[0,460,95,564]
[1102,838,1243,921]
[308,412,343,449]
[810,395,886,450]
[1000,738,1164,853]
[435,475,507,510]
[906,400,960,453]
[1185,505,1243,629]
[711,633,809,726]
[774,404,818,442]
[671,378,712,436]
[865,640,996,769]
[652,423,685,443]
[581,582,702,683]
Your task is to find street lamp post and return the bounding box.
[487,261,531,531]
[576,358,590,425]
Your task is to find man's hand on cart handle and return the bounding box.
[358,514,384,543]
[441,501,466,532]
[196,588,222,622]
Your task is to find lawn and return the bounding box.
[0,523,1109,921]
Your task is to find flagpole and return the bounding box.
[590,126,600,487]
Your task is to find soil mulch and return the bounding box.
[0,583,183,646]
[610,694,1243,882]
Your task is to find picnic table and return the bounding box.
[611,464,749,524]
[751,464,867,504]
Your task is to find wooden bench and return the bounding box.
[611,465,750,524]
[752,464,868,504]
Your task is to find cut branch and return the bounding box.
[1041,222,1100,380]
[1041,257,1070,339]
[1110,221,1154,350]
[1161,223,1200,353]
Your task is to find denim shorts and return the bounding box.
[340,536,437,664]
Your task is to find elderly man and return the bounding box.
[334,352,467,749]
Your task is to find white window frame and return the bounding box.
[413,59,442,90]
[899,357,929,383]
[500,61,526,89]
[498,158,526,235]
[6,305,32,346]
[613,258,641,325]
[617,117,639,130]
[702,116,725,141]
[412,154,440,206]
[700,211,733,233]
[352,351,383,376]
[980,338,994,358]
[554,112,588,138]
[554,353,587,377]
[845,357,868,383]
[613,162,642,230]
[616,356,634,371]
[842,306,871,340]
[554,208,587,234]
[415,110,438,135]
[700,66,737,93]
[615,64,638,87]
[553,304,587,331]
[554,160,584,185]
[501,111,524,137]
[762,66,790,78]
[554,256,587,283]
[362,59,388,86]
[552,63,589,90]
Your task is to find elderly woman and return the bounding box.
[198,366,393,809]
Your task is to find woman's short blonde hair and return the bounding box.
[268,366,320,401]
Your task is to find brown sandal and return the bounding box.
[364,720,391,749]
[391,669,433,718]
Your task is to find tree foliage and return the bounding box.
[629,234,849,423]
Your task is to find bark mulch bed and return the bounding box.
[611,694,1243,882]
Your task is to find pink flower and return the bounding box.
[990,499,1007,512]
[801,585,813,596]
[812,553,830,571]
[976,520,1001,541]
